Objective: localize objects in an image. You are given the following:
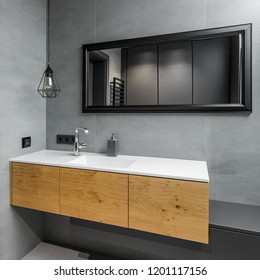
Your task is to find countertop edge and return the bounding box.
[9,150,210,183]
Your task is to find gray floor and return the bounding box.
[22,242,89,260]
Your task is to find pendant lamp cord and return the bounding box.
[46,0,50,67]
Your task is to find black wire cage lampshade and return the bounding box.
[38,64,61,98]
[38,0,60,98]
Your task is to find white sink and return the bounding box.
[68,155,135,169]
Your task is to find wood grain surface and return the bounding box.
[10,162,13,205]
[11,163,209,243]
[12,163,59,214]
[129,175,209,243]
[60,168,128,227]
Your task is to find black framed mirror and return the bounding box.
[82,24,252,113]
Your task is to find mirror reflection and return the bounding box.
[83,24,251,112]
[87,36,242,108]
[87,48,123,107]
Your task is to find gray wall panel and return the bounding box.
[96,0,206,42]
[0,0,46,259]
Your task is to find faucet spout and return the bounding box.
[74,127,88,156]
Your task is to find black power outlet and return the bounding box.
[57,135,75,145]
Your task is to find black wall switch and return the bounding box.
[22,137,31,148]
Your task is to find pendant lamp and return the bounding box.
[38,0,60,98]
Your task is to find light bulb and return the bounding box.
[43,76,53,90]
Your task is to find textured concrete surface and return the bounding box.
[0,0,46,259]
[96,0,206,41]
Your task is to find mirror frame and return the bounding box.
[82,23,252,113]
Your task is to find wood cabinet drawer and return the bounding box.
[60,168,128,228]
[129,175,209,243]
[11,163,59,214]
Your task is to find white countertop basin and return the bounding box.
[10,150,209,182]
[68,155,136,169]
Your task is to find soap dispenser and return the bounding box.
[107,133,118,157]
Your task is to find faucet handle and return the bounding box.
[75,127,89,134]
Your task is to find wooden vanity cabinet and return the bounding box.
[10,163,209,243]
[129,175,209,244]
[10,163,59,214]
[59,168,128,228]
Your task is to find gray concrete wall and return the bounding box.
[0,0,46,259]
[46,0,260,258]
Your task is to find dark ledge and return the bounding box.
[209,200,260,235]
